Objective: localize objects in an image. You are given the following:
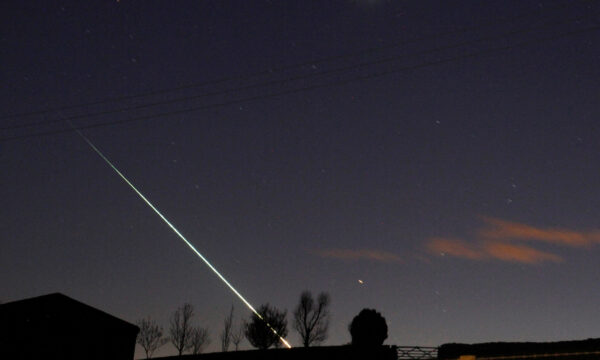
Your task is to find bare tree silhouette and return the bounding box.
[189,326,210,354]
[231,323,244,350]
[293,291,330,347]
[136,316,168,358]
[245,304,288,349]
[220,305,234,351]
[348,308,388,347]
[169,303,194,355]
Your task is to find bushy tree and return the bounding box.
[245,304,288,349]
[136,316,168,359]
[293,291,330,347]
[348,308,388,347]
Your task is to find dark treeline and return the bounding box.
[136,290,391,359]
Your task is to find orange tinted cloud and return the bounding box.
[314,248,403,263]
[483,241,563,264]
[426,216,600,265]
[427,237,485,260]
[426,237,562,264]
[480,216,599,247]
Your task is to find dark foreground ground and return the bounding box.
[153,345,397,360]
[439,338,600,359]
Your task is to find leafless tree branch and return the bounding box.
[293,291,330,347]
[169,303,194,355]
[220,305,234,352]
[136,316,168,359]
[188,326,210,354]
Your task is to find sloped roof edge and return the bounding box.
[0,292,139,333]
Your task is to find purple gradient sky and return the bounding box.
[2,1,600,357]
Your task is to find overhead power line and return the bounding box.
[1,24,597,143]
[0,0,584,122]
[1,11,593,133]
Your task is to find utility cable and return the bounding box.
[1,25,598,143]
[0,0,583,122]
[1,11,593,132]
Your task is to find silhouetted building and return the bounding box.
[0,293,139,360]
[439,338,600,360]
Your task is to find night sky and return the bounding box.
[2,0,600,357]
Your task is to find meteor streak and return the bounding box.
[73,128,292,349]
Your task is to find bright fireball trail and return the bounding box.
[73,127,292,349]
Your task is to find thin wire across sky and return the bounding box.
[1,1,598,142]
[3,10,588,132]
[2,23,598,143]
[0,0,578,122]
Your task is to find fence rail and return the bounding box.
[396,346,438,359]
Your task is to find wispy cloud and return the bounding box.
[427,237,486,260]
[427,237,563,264]
[425,216,598,265]
[479,216,600,247]
[314,248,403,263]
[483,241,563,264]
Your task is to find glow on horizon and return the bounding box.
[73,128,292,349]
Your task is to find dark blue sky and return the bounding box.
[2,0,600,356]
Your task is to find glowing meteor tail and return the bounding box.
[72,127,291,349]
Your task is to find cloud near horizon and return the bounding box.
[484,241,563,264]
[426,217,600,264]
[314,248,403,263]
[428,237,563,264]
[479,216,600,247]
[427,238,486,261]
